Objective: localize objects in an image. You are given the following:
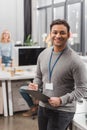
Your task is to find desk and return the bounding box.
[75,99,87,114]
[0,66,36,117]
[72,99,87,130]
[73,113,87,130]
[0,71,10,117]
[0,66,87,119]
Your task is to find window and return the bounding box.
[37,9,46,47]
[37,0,52,7]
[54,0,66,3]
[67,3,81,52]
[53,6,64,20]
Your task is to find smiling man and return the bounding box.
[28,19,87,130]
[50,22,70,51]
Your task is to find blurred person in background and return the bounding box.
[42,33,52,48]
[0,29,14,67]
[19,84,38,117]
[45,33,52,47]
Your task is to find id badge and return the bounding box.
[45,83,53,90]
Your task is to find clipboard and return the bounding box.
[22,89,50,103]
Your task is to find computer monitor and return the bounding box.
[14,46,45,66]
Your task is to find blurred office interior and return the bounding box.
[0,0,87,55]
[0,0,87,130]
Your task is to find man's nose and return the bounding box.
[56,32,61,37]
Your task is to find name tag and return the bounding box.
[45,83,53,90]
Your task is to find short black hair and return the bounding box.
[50,19,70,33]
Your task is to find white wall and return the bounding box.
[0,0,24,43]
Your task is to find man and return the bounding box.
[28,19,87,130]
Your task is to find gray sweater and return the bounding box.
[33,45,87,112]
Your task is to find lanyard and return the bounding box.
[48,48,64,82]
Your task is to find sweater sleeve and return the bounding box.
[33,55,43,89]
[60,62,87,105]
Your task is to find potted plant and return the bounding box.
[24,34,37,46]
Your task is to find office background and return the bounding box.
[0,1,87,130]
[0,0,87,55]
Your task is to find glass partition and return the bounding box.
[35,0,85,54]
[85,0,87,54]
[54,0,66,3]
[37,9,46,46]
[53,6,64,20]
[37,0,52,7]
[47,7,53,34]
[67,2,81,52]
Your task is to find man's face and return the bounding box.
[50,24,70,48]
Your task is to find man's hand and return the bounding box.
[48,97,62,107]
[28,83,38,91]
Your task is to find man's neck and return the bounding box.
[53,44,67,52]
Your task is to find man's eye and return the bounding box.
[52,31,67,35]
[60,31,66,35]
[52,31,58,35]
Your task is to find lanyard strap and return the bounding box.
[49,49,64,82]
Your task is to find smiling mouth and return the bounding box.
[54,39,63,43]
